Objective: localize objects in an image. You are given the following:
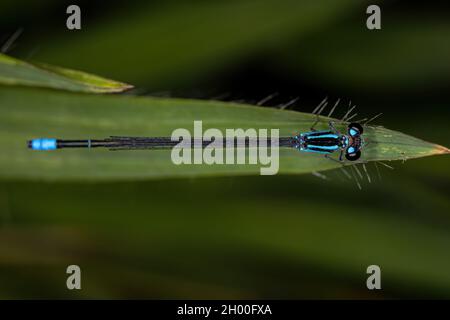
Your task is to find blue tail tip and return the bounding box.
[28,138,57,151]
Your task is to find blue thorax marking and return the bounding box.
[307,144,340,150]
[303,130,339,140]
[303,149,333,154]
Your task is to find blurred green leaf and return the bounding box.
[0,86,447,180]
[26,0,360,88]
[0,173,449,298]
[0,53,132,93]
[275,16,450,90]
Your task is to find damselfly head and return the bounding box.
[345,123,364,161]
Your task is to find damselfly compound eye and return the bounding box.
[348,123,363,137]
[345,149,361,161]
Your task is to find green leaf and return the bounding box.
[0,53,133,93]
[0,87,447,181]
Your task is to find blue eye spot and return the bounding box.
[349,128,358,137]
[348,146,355,153]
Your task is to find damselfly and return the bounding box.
[28,98,374,164]
[28,130,365,165]
[28,121,363,159]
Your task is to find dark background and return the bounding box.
[0,0,449,298]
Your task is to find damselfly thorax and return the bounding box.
[289,122,364,161]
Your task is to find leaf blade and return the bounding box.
[0,87,447,181]
[0,53,133,93]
